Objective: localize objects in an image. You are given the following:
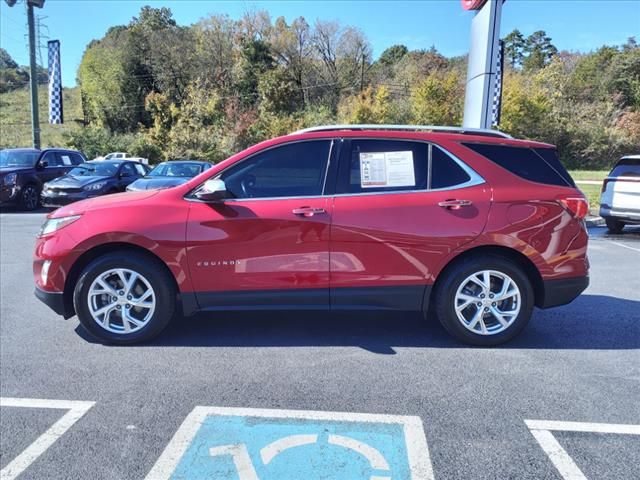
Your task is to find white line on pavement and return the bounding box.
[525,419,640,480]
[610,241,640,253]
[0,397,95,480]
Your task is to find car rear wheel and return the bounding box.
[20,184,40,210]
[605,217,625,234]
[433,256,534,346]
[73,251,176,344]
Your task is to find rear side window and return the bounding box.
[337,139,428,194]
[463,143,575,187]
[610,157,640,178]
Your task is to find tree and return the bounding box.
[523,31,557,71]
[411,71,463,125]
[378,45,408,69]
[503,29,526,68]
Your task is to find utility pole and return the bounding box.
[27,1,41,148]
[4,0,45,148]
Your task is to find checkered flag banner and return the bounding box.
[491,40,504,128]
[48,40,63,124]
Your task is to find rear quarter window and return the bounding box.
[463,143,575,187]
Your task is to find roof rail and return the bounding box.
[292,124,513,139]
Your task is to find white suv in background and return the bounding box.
[600,155,640,233]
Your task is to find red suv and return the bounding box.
[33,126,589,346]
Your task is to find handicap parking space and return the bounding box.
[148,407,433,480]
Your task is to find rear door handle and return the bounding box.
[438,199,473,210]
[292,207,326,217]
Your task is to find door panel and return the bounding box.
[186,198,332,308]
[329,139,492,309]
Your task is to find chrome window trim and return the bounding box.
[185,138,485,203]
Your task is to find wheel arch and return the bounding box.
[429,245,544,310]
[62,242,184,318]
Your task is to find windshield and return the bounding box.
[69,162,118,177]
[0,150,39,168]
[148,162,203,178]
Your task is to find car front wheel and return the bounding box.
[433,256,534,346]
[73,252,176,344]
[20,184,40,210]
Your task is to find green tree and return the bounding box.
[503,29,526,68]
[411,71,463,125]
[523,31,557,71]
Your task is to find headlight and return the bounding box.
[39,215,81,236]
[4,173,17,186]
[84,181,107,191]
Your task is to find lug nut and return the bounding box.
[484,307,489,312]
[125,304,131,309]
[116,305,121,310]
[489,294,494,299]
[127,295,132,300]
[477,302,482,307]
[480,294,485,298]
[119,291,124,296]
[112,296,117,302]
[492,302,496,306]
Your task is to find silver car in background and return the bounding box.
[600,155,640,233]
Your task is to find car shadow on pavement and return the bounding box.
[0,206,54,214]
[76,294,640,353]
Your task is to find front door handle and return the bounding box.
[438,199,473,210]
[292,207,326,217]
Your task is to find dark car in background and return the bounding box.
[126,160,212,192]
[41,160,149,208]
[0,148,87,210]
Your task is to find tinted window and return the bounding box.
[431,146,471,189]
[463,143,574,187]
[149,162,206,177]
[337,140,428,194]
[120,163,137,177]
[70,153,85,165]
[221,140,331,199]
[610,157,640,178]
[41,152,58,167]
[56,153,75,167]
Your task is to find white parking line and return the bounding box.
[0,397,95,480]
[525,419,640,480]
[610,241,640,253]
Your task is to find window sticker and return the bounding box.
[61,155,72,165]
[360,151,415,188]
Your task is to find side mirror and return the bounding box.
[195,178,228,202]
[120,171,131,178]
[37,161,48,170]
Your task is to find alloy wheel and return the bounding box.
[454,270,521,335]
[87,268,156,334]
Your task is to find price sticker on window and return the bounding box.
[360,151,415,188]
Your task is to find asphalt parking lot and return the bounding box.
[1,210,639,480]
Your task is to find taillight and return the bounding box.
[601,178,611,193]
[557,194,589,219]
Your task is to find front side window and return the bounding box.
[120,163,137,177]
[220,140,332,199]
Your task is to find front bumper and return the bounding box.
[34,286,72,318]
[41,190,95,207]
[538,275,589,309]
[0,184,20,205]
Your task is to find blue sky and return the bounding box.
[1,0,639,87]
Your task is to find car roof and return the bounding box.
[160,160,209,165]
[621,154,640,160]
[87,159,126,164]
[1,147,40,153]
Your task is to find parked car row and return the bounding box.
[1,147,212,210]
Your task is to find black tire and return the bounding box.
[19,184,40,211]
[605,217,625,234]
[433,255,534,346]
[73,251,176,344]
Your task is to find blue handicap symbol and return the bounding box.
[170,412,414,479]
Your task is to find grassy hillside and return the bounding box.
[0,86,82,148]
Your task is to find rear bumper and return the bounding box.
[599,206,640,224]
[34,286,72,318]
[538,276,589,309]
